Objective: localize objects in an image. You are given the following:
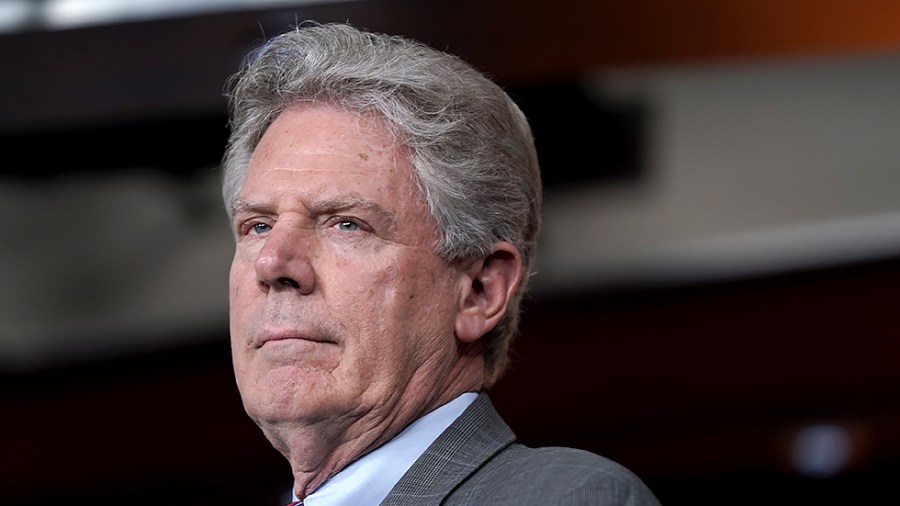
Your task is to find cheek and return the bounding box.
[229,251,246,296]
[325,258,414,342]
[368,259,425,315]
[229,256,259,334]
[380,258,456,336]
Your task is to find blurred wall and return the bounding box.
[2,1,900,505]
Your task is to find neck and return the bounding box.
[273,351,485,499]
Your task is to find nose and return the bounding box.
[254,223,316,295]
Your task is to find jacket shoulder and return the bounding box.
[449,444,662,506]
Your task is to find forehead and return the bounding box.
[239,104,430,222]
[252,104,403,169]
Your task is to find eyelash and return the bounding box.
[334,219,359,231]
[251,222,271,234]
[237,216,368,236]
[237,219,272,237]
[327,216,367,233]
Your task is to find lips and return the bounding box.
[254,329,335,348]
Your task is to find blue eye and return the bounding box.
[251,222,271,234]
[336,220,359,231]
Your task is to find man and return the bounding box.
[222,21,661,505]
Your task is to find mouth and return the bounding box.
[255,329,336,349]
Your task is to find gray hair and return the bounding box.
[221,21,542,385]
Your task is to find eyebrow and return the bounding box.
[313,195,392,215]
[230,199,269,218]
[316,196,399,235]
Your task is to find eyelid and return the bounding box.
[325,215,370,232]
[236,215,274,237]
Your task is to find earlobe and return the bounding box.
[455,242,523,342]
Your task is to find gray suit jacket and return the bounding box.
[381,393,662,505]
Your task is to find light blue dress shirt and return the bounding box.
[290,392,478,505]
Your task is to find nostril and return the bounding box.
[277,277,300,289]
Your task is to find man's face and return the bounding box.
[229,105,465,441]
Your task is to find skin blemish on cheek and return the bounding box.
[358,152,369,161]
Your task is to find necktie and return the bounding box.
[285,502,302,506]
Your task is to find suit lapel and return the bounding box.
[380,393,515,506]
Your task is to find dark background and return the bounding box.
[3,1,900,504]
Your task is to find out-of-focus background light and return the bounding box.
[791,424,853,478]
[0,0,31,31]
[0,0,358,32]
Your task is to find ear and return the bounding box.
[455,241,523,343]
